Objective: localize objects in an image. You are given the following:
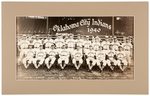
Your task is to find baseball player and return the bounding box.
[45,45,57,69]
[103,45,116,71]
[22,45,35,68]
[66,35,75,54]
[44,36,54,49]
[33,45,46,69]
[85,45,96,71]
[96,46,107,71]
[83,36,91,54]
[72,46,83,70]
[32,35,43,49]
[76,35,84,48]
[122,37,133,66]
[92,36,101,52]
[101,36,110,50]
[115,46,128,71]
[112,36,120,51]
[58,45,70,69]
[55,35,64,52]
[18,35,30,51]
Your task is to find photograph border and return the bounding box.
[2,2,148,94]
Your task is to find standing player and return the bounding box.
[122,37,133,66]
[101,36,110,50]
[85,45,96,71]
[66,35,76,54]
[17,35,30,64]
[58,45,70,70]
[113,36,120,51]
[55,35,64,52]
[45,45,57,69]
[83,36,91,54]
[92,36,101,52]
[115,46,128,71]
[76,35,84,48]
[44,36,54,49]
[22,45,35,68]
[72,46,83,70]
[32,35,43,49]
[33,45,46,69]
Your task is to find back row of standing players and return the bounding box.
[17,34,133,72]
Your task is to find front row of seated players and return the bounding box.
[18,45,129,72]
[17,34,132,72]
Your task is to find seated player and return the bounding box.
[17,35,30,64]
[45,45,57,69]
[33,45,46,69]
[96,46,106,71]
[22,45,35,68]
[85,45,96,71]
[102,45,115,71]
[72,46,83,70]
[114,46,128,71]
[122,37,133,66]
[58,45,70,69]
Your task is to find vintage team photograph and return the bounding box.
[16,16,134,80]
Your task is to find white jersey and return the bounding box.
[18,39,30,50]
[122,43,133,51]
[92,42,100,51]
[84,40,91,49]
[55,38,64,48]
[76,39,84,47]
[25,49,35,58]
[59,49,70,58]
[96,50,106,60]
[66,39,75,48]
[113,41,120,51]
[72,49,83,59]
[44,39,54,48]
[116,51,126,60]
[101,41,110,50]
[32,39,42,48]
[46,49,57,57]
[85,49,95,58]
[107,50,115,60]
[35,49,46,58]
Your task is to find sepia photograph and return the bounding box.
[16,16,134,80]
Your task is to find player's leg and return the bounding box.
[45,57,51,69]
[58,58,64,69]
[109,59,114,71]
[22,58,30,69]
[72,58,78,70]
[120,59,128,71]
[101,60,107,71]
[77,58,83,70]
[63,58,69,69]
[33,58,38,69]
[97,60,102,71]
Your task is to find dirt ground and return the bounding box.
[17,63,134,80]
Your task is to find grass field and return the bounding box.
[17,63,134,80]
